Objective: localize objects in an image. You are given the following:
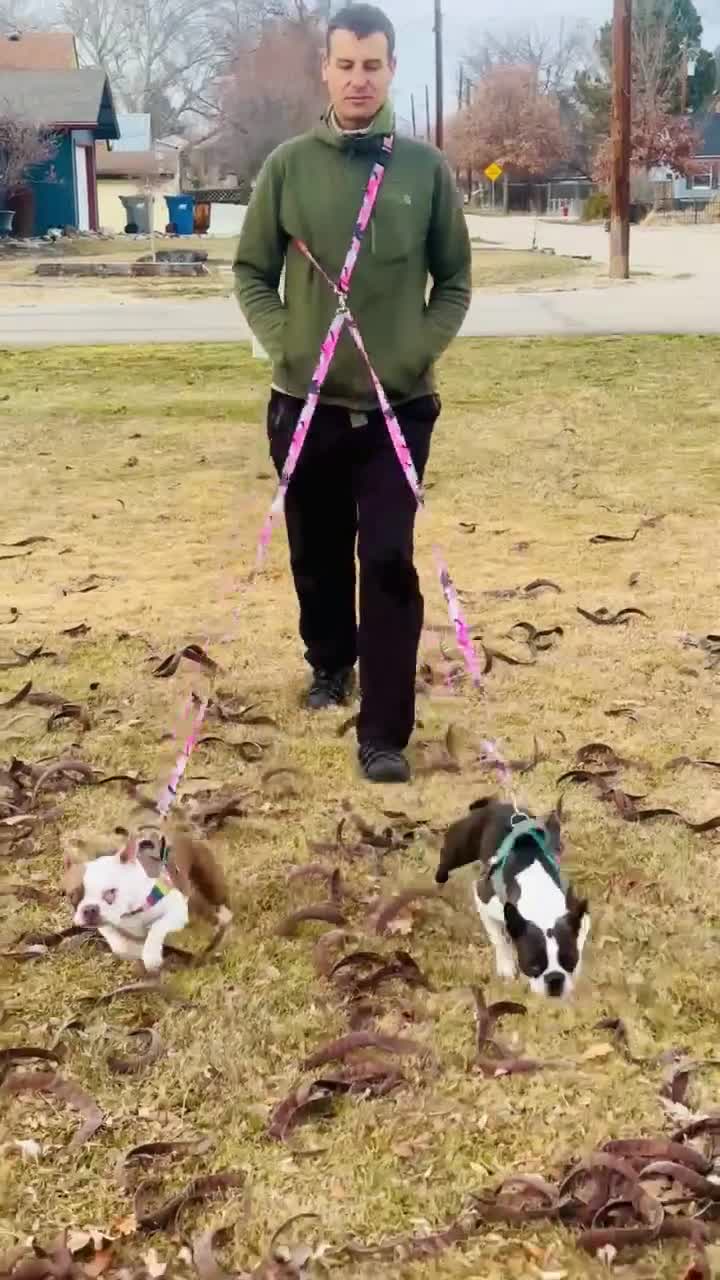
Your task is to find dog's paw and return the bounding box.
[495,951,517,980]
[142,946,164,974]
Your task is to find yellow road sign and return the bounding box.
[484,161,503,183]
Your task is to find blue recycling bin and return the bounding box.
[165,194,195,235]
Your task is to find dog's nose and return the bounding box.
[544,971,565,998]
[82,904,100,926]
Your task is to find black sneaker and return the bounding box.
[358,743,411,784]
[306,667,355,711]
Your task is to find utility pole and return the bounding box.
[465,77,472,202]
[609,0,631,279]
[425,83,431,141]
[457,63,464,112]
[410,93,417,137]
[434,0,444,148]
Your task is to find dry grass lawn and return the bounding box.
[0,243,592,306]
[470,248,593,290]
[1,336,720,1278]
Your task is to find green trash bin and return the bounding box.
[119,195,152,234]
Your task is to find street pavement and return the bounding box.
[0,217,718,347]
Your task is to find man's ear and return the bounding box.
[504,902,527,940]
[565,884,588,933]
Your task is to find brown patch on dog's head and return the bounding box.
[61,845,87,908]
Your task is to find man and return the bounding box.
[233,3,471,784]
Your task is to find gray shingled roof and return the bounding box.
[0,68,118,137]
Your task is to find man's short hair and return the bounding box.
[327,4,396,61]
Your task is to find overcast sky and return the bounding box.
[382,0,720,123]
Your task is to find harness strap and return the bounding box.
[489,818,563,903]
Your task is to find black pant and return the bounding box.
[267,390,439,750]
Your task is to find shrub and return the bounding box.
[582,192,611,222]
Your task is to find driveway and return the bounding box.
[465,212,720,279]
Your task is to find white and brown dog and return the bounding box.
[63,824,232,973]
[435,797,590,999]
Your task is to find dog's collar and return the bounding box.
[489,817,563,901]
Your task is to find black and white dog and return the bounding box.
[435,797,590,999]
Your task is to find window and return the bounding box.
[689,171,712,189]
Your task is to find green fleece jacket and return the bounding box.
[233,103,471,410]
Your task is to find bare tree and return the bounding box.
[0,110,57,201]
[0,0,44,31]
[468,19,591,94]
[215,15,324,182]
[60,0,220,133]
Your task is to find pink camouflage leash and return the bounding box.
[256,134,394,570]
[255,136,483,687]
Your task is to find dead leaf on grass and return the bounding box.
[267,1082,337,1142]
[107,1028,164,1075]
[196,736,265,762]
[1,1071,103,1146]
[0,1046,62,1082]
[1,537,53,548]
[47,704,91,732]
[60,624,91,638]
[287,864,344,903]
[62,575,111,595]
[311,929,355,977]
[152,645,219,678]
[277,904,347,937]
[134,1171,246,1232]
[576,606,651,626]
[301,1030,425,1071]
[589,515,665,544]
[77,979,190,1007]
[374,888,456,936]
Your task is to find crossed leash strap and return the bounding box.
[255,133,482,687]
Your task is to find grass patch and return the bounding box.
[471,248,592,289]
[1,337,720,1277]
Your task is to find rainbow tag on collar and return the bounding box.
[145,878,172,907]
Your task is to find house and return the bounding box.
[0,64,119,236]
[0,30,79,70]
[650,106,720,205]
[95,113,181,232]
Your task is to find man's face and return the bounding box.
[322,28,395,129]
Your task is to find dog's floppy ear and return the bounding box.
[544,808,563,854]
[469,795,496,813]
[565,884,588,933]
[435,809,487,884]
[61,845,86,906]
[118,835,138,864]
[504,901,527,940]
